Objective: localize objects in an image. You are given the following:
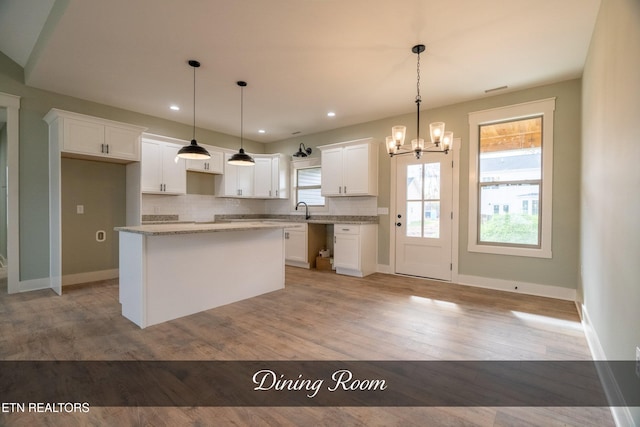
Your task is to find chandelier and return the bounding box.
[387,44,453,159]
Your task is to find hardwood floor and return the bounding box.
[0,267,614,426]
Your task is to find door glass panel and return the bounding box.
[406,164,423,200]
[405,162,442,239]
[424,163,440,199]
[424,201,440,238]
[406,201,422,237]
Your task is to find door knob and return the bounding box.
[396,222,402,227]
[397,214,402,218]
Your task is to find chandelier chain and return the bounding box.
[415,50,421,105]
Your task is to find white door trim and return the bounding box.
[0,92,20,294]
[389,138,460,280]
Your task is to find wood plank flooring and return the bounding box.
[0,268,614,426]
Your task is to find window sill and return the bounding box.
[467,243,552,259]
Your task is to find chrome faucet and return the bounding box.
[295,201,310,220]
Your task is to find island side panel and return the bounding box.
[143,228,285,328]
[119,231,146,327]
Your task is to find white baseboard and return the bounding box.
[285,261,310,269]
[457,274,576,301]
[376,264,392,274]
[581,304,636,427]
[18,277,51,292]
[62,269,119,286]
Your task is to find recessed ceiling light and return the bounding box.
[170,105,180,111]
[258,129,266,134]
[327,111,336,117]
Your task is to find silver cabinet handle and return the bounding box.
[334,235,336,244]
[344,186,347,194]
[339,186,342,194]
[106,144,109,154]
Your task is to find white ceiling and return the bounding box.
[0,0,601,143]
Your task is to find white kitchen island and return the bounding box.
[115,221,297,328]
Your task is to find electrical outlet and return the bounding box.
[636,346,640,379]
[76,205,84,214]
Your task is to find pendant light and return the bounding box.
[177,60,211,160]
[387,44,453,159]
[228,81,255,166]
[292,143,312,158]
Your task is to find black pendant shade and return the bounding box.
[177,139,211,159]
[228,81,255,166]
[228,148,255,165]
[177,59,210,160]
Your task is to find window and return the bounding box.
[468,98,555,258]
[295,166,325,207]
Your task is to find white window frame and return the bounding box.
[290,157,329,213]
[468,98,555,258]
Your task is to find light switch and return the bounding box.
[76,205,84,214]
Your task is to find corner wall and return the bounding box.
[267,79,583,291]
[581,0,640,424]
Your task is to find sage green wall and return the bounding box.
[61,158,125,275]
[581,0,639,423]
[267,79,582,289]
[0,51,263,282]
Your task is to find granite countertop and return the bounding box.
[115,221,303,236]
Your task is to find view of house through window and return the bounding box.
[296,166,325,207]
[478,117,542,247]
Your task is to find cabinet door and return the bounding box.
[334,233,360,270]
[236,164,254,197]
[63,118,105,156]
[343,144,370,195]
[207,150,224,174]
[285,229,307,262]
[141,140,163,192]
[253,157,273,198]
[271,156,288,199]
[161,143,186,194]
[223,154,239,196]
[321,147,343,196]
[105,125,140,161]
[186,146,223,174]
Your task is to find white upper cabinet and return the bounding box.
[216,153,289,199]
[319,138,378,196]
[271,154,289,199]
[43,109,146,163]
[140,135,186,195]
[253,157,273,198]
[185,144,224,174]
[219,152,255,197]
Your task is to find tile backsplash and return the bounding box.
[142,194,378,222]
[142,194,267,222]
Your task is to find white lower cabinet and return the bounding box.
[333,224,377,277]
[284,224,326,268]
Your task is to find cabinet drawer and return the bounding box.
[335,224,360,235]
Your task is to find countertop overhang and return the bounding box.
[115,221,302,236]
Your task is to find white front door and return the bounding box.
[394,155,453,280]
